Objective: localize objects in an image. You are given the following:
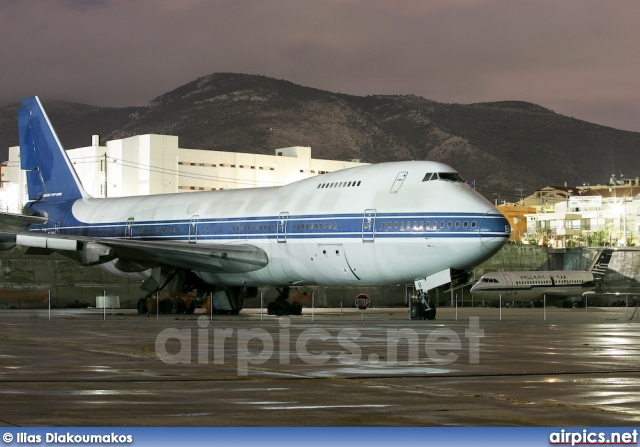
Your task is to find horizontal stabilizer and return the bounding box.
[0,211,48,227]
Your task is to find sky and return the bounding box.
[2,0,640,132]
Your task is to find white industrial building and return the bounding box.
[0,134,367,211]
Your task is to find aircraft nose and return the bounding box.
[479,208,510,251]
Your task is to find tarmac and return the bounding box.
[0,306,639,426]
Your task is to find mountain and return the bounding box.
[2,73,640,202]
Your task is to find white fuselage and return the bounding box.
[470,270,595,300]
[32,161,510,287]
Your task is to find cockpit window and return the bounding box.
[422,173,435,181]
[438,172,465,182]
[481,277,499,283]
[422,172,465,182]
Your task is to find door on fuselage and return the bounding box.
[362,209,376,242]
[503,273,513,295]
[189,215,199,244]
[277,212,289,243]
[125,217,134,240]
[390,172,408,193]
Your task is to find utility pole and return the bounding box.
[104,153,108,198]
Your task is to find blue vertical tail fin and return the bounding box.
[18,96,89,202]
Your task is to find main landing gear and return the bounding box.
[205,286,258,315]
[267,287,303,316]
[136,269,200,315]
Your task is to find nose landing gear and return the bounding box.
[410,291,436,320]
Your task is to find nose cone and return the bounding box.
[479,208,510,253]
[469,278,490,297]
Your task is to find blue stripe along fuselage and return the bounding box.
[26,199,509,242]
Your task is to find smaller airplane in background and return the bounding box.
[470,249,612,301]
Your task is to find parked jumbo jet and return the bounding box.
[470,249,612,301]
[0,96,510,315]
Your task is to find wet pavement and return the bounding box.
[0,307,639,426]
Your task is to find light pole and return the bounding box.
[623,196,627,246]
[516,189,525,205]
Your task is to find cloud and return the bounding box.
[1,0,640,131]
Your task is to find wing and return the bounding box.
[100,237,268,273]
[0,230,268,274]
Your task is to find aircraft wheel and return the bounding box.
[137,298,148,314]
[184,298,196,314]
[267,302,278,315]
[291,304,303,315]
[160,298,173,314]
[410,302,421,320]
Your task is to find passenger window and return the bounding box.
[471,222,477,228]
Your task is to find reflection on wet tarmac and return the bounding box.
[0,307,638,426]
